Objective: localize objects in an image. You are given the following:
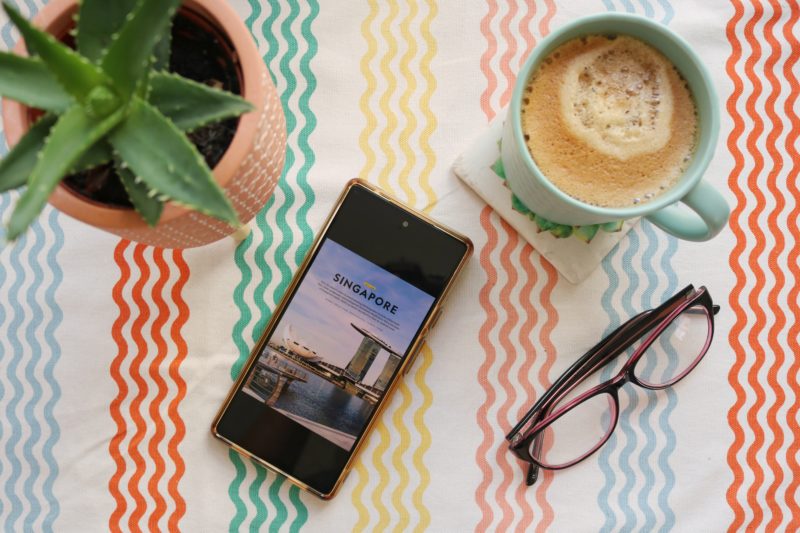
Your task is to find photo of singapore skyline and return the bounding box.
[242,239,435,450]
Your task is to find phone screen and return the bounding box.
[214,183,470,496]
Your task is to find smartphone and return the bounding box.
[212,179,473,499]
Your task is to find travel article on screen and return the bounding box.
[243,239,435,450]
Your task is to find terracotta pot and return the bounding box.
[1,0,286,248]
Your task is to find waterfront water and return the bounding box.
[262,350,374,437]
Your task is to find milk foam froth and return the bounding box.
[521,34,697,208]
[560,37,673,160]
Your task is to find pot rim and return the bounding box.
[0,0,266,229]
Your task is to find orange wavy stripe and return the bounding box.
[533,256,558,533]
[108,241,132,532]
[740,3,771,530]
[497,0,519,108]
[166,250,189,530]
[779,2,800,529]
[760,1,790,529]
[479,0,499,120]
[126,245,153,530]
[146,249,171,530]
[475,206,501,531]
[538,0,555,40]
[492,218,520,532]
[517,0,535,61]
[724,0,761,530]
[512,245,538,531]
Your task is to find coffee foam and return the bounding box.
[560,37,673,160]
[521,35,697,208]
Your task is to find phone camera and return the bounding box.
[402,221,409,228]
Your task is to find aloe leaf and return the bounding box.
[152,28,172,71]
[71,141,113,173]
[0,114,57,193]
[510,194,533,217]
[549,224,573,238]
[100,0,181,98]
[76,0,139,64]
[148,72,253,131]
[6,105,126,240]
[0,53,71,111]
[491,157,506,180]
[2,3,111,103]
[115,158,163,226]
[574,225,600,243]
[109,98,239,225]
[534,213,557,232]
[601,220,624,233]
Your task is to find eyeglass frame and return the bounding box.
[506,284,720,486]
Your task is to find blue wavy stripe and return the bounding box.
[21,215,46,530]
[4,211,30,531]
[0,193,10,522]
[657,0,675,25]
[595,1,679,530]
[1,2,64,530]
[40,208,63,530]
[597,240,622,526]
[614,227,641,532]
[655,227,679,530]
[636,221,662,532]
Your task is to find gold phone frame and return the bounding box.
[211,178,473,500]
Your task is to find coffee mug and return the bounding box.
[501,13,729,242]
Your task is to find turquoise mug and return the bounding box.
[501,13,729,241]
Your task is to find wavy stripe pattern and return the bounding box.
[473,1,558,531]
[725,0,800,530]
[0,1,64,530]
[349,0,438,529]
[106,242,189,531]
[228,0,319,530]
[594,2,681,531]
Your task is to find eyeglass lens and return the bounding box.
[633,304,711,388]
[529,300,711,468]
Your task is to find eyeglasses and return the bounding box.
[507,284,719,486]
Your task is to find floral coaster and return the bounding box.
[452,114,638,284]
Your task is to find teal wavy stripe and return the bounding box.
[229,0,318,530]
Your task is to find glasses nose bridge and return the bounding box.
[611,372,630,390]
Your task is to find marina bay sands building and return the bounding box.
[344,324,401,391]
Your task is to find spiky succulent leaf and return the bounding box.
[0,53,71,111]
[100,0,181,98]
[152,30,172,71]
[109,98,239,225]
[114,158,163,226]
[3,3,113,104]
[601,220,624,233]
[511,194,534,217]
[574,225,600,243]
[71,141,113,173]
[533,214,557,232]
[491,157,506,181]
[0,114,57,193]
[6,105,125,240]
[148,72,254,131]
[76,0,139,63]
[549,224,573,238]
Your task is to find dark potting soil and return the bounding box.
[63,13,243,208]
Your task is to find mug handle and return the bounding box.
[644,181,730,242]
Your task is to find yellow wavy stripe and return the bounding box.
[352,0,439,531]
[351,0,380,529]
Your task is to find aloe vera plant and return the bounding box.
[0,0,254,240]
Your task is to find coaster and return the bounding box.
[453,113,638,284]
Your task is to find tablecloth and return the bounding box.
[0,0,795,531]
